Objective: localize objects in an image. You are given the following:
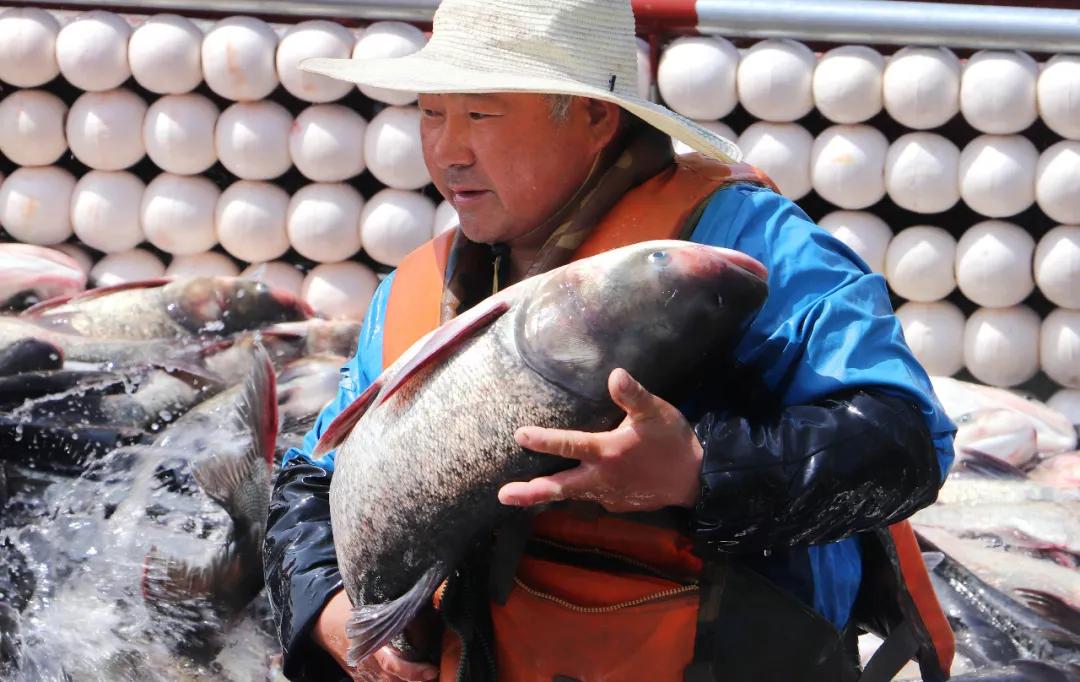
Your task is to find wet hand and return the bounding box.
[499,368,703,513]
[315,589,438,682]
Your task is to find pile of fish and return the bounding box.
[0,243,357,681]
[898,376,1080,679]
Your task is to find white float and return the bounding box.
[813,45,884,124]
[885,226,956,302]
[1036,141,1080,226]
[958,134,1038,218]
[817,210,892,273]
[166,252,240,279]
[277,20,355,103]
[364,106,431,190]
[1035,225,1080,310]
[129,14,203,95]
[351,21,427,105]
[0,167,76,245]
[53,243,94,275]
[672,121,737,157]
[240,261,305,296]
[737,122,813,199]
[215,181,291,263]
[433,200,460,237]
[143,93,219,176]
[216,101,293,181]
[895,300,966,376]
[290,105,368,182]
[56,10,132,92]
[0,90,68,166]
[1041,309,1080,388]
[67,88,148,171]
[286,183,364,263]
[960,50,1039,134]
[811,124,888,210]
[302,261,380,320]
[0,8,60,87]
[1038,55,1080,141]
[657,36,739,121]
[964,305,1041,387]
[737,39,816,123]
[71,171,146,254]
[636,37,652,100]
[202,16,279,101]
[884,133,960,214]
[90,249,165,287]
[956,220,1035,308]
[141,173,220,255]
[1047,389,1080,424]
[361,189,436,266]
[883,47,961,129]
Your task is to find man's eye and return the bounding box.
[469,112,496,120]
[421,109,442,118]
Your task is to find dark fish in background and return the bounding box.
[0,244,86,312]
[0,338,63,377]
[21,277,313,341]
[319,241,770,664]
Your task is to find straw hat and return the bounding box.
[301,0,742,163]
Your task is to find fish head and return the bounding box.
[169,278,314,334]
[516,240,768,402]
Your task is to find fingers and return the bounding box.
[515,425,601,462]
[608,368,663,421]
[498,466,595,507]
[372,647,439,681]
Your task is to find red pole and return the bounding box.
[632,0,698,34]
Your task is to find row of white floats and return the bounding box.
[0,92,429,189]
[0,167,459,265]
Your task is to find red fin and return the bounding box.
[312,378,383,459]
[21,277,174,316]
[373,296,511,410]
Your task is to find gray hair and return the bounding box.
[548,94,574,122]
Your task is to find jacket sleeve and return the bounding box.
[686,186,955,553]
[264,275,393,681]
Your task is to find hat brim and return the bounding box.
[302,54,742,164]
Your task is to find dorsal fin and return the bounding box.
[312,377,383,459]
[372,296,512,411]
[22,277,174,315]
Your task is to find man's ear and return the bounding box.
[583,98,623,153]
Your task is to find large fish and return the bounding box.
[912,500,1080,558]
[931,376,1078,456]
[0,338,62,376]
[0,243,86,312]
[21,277,313,340]
[1031,454,1080,489]
[315,240,769,664]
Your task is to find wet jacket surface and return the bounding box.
[264,183,955,680]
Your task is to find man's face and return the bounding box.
[418,93,615,246]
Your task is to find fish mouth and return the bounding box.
[714,248,768,282]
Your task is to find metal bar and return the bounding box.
[695,0,1080,52]
[17,0,1080,52]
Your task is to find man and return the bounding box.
[265,1,956,680]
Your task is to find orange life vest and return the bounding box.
[382,154,954,682]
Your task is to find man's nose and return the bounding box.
[429,116,476,170]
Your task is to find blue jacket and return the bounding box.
[282,183,955,631]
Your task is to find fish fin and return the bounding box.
[21,277,174,315]
[191,347,277,521]
[312,378,383,459]
[373,295,513,410]
[1015,588,1080,636]
[956,450,1029,479]
[142,541,261,618]
[921,551,945,572]
[345,566,444,667]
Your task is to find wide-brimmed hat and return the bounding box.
[301,0,742,163]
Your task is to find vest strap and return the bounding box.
[860,620,919,682]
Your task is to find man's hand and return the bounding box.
[313,589,439,681]
[498,368,703,513]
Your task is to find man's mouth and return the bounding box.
[450,189,491,206]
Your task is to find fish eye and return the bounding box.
[648,250,670,266]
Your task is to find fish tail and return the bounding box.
[345,565,444,668]
[191,346,276,528]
